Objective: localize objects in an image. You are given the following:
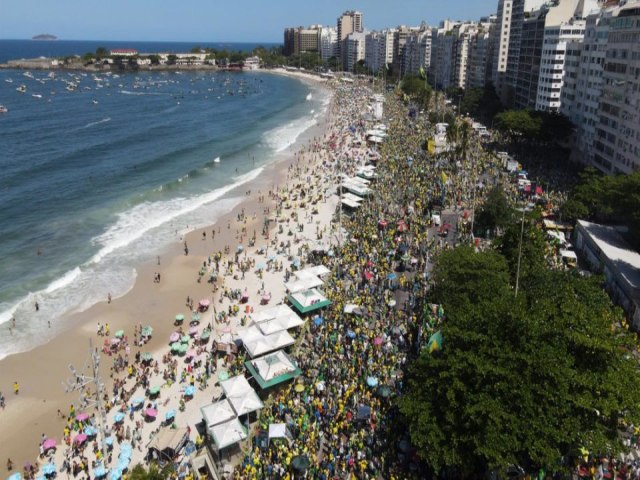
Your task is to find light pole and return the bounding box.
[514,205,532,298]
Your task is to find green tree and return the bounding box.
[128,463,174,480]
[400,246,640,476]
[190,45,202,53]
[473,186,513,237]
[95,47,108,59]
[494,110,542,142]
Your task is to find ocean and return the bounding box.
[0,41,328,360]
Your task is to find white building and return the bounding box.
[319,27,338,61]
[244,56,260,70]
[345,31,367,72]
[402,26,432,76]
[430,20,460,89]
[365,30,395,74]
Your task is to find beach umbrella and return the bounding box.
[199,299,210,308]
[180,335,190,344]
[114,330,125,338]
[165,409,176,421]
[188,326,198,336]
[75,412,90,422]
[175,314,184,323]
[144,408,158,419]
[93,465,108,478]
[177,344,188,355]
[149,386,161,397]
[313,316,324,326]
[268,254,276,262]
[236,244,244,252]
[218,370,229,381]
[84,426,97,437]
[73,433,87,445]
[170,342,181,353]
[386,273,397,280]
[186,349,197,359]
[255,262,267,271]
[110,338,120,345]
[366,376,379,388]
[294,383,305,393]
[184,386,195,397]
[131,397,144,408]
[190,313,201,324]
[141,326,153,337]
[105,437,113,446]
[200,329,211,341]
[42,438,57,452]
[169,332,180,343]
[346,329,356,339]
[292,257,301,268]
[141,352,153,363]
[109,468,122,480]
[7,473,22,480]
[41,464,56,477]
[113,412,125,423]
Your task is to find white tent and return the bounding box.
[200,399,236,428]
[220,375,264,416]
[295,265,330,279]
[209,417,247,450]
[284,276,324,294]
[250,351,299,383]
[268,423,288,439]
[252,304,299,323]
[340,193,364,205]
[341,198,362,209]
[239,325,296,358]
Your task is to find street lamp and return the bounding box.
[514,205,533,298]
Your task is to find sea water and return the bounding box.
[0,64,329,359]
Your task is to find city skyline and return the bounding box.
[1,0,497,43]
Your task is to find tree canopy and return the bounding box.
[399,241,640,477]
[473,185,514,238]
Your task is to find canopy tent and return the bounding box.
[294,265,330,279]
[341,198,362,209]
[146,427,189,461]
[251,304,305,335]
[239,326,295,358]
[341,174,370,186]
[200,400,236,428]
[220,375,264,416]
[245,350,302,390]
[341,182,371,197]
[288,288,332,314]
[340,192,365,205]
[268,423,288,439]
[284,276,324,294]
[208,418,247,450]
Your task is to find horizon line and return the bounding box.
[1,38,282,45]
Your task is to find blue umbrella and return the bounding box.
[84,426,97,437]
[387,273,397,280]
[184,386,195,397]
[346,329,356,339]
[117,457,130,471]
[42,464,56,476]
[165,409,176,420]
[105,437,113,446]
[255,262,267,271]
[131,397,144,408]
[113,412,125,423]
[7,473,22,480]
[109,468,122,480]
[366,376,379,387]
[292,258,301,267]
[268,254,277,261]
[313,316,324,326]
[93,465,108,478]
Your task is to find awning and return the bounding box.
[239,326,296,358]
[200,400,236,428]
[220,375,264,416]
[146,427,189,454]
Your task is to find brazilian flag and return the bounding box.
[419,66,426,80]
[427,330,443,354]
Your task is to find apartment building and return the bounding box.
[365,29,395,74]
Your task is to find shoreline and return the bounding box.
[0,71,336,475]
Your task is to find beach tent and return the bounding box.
[208,418,247,450]
[220,375,264,416]
[239,325,295,358]
[200,400,236,428]
[287,288,332,314]
[341,198,362,209]
[245,350,302,390]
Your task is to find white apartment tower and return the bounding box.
[365,29,395,74]
[337,10,363,69]
[319,27,338,61]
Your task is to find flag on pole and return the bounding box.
[419,66,426,80]
[441,171,448,184]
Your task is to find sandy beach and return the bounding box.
[0,70,336,478]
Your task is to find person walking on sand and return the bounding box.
[13,381,19,395]
[108,293,112,304]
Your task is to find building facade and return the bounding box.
[337,10,364,69]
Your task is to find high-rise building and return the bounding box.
[402,26,432,76]
[284,28,297,56]
[466,23,493,89]
[282,25,322,57]
[593,1,640,173]
[392,25,414,74]
[319,27,338,61]
[562,3,613,170]
[337,10,364,69]
[365,30,395,74]
[491,0,515,98]
[345,31,367,72]
[430,20,460,89]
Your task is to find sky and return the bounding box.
[0,0,498,43]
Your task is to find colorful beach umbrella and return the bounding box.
[366,376,379,387]
[175,314,184,323]
[93,465,108,478]
[113,412,125,423]
[149,386,160,396]
[144,408,157,418]
[42,438,57,452]
[41,464,56,476]
[169,332,180,343]
[75,412,90,422]
[114,330,124,338]
[141,326,153,337]
[141,352,153,363]
[184,386,195,397]
[73,434,87,445]
[218,370,229,381]
[165,409,176,421]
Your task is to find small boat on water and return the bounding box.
[92,99,99,105]
[16,85,27,93]
[32,94,42,99]
[213,157,221,163]
[0,105,8,113]
[4,78,13,83]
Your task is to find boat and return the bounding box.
[16,85,27,93]
[23,71,34,79]
[32,94,42,99]
[92,99,98,105]
[0,105,8,113]
[4,78,13,83]
[213,157,221,163]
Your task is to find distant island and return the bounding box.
[32,34,57,40]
